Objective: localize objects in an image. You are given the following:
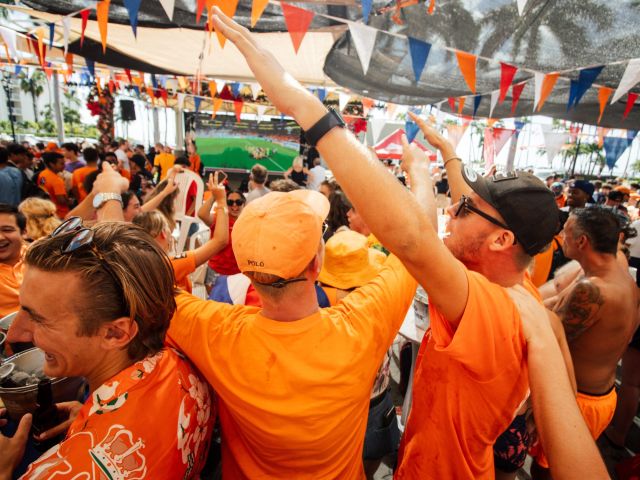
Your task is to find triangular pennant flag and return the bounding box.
[317,88,327,102]
[483,127,515,169]
[234,99,244,121]
[386,103,397,118]
[361,97,374,114]
[123,0,142,37]
[447,97,456,112]
[0,27,17,60]
[473,94,483,117]
[256,104,268,118]
[457,97,466,115]
[108,79,115,94]
[65,53,73,73]
[516,0,528,15]
[160,89,168,106]
[132,85,140,97]
[213,0,239,48]
[96,0,111,54]
[196,0,206,23]
[44,66,53,80]
[36,28,45,67]
[597,86,613,124]
[339,92,351,112]
[251,0,270,27]
[405,121,420,143]
[208,80,217,96]
[177,93,186,109]
[603,135,633,170]
[446,123,468,149]
[536,72,559,112]
[281,2,315,54]
[80,9,91,47]
[61,16,70,55]
[499,63,518,104]
[209,97,222,118]
[230,82,241,98]
[542,131,569,166]
[194,97,202,112]
[369,117,386,143]
[611,58,640,105]
[573,66,604,108]
[489,90,499,119]
[151,73,159,90]
[250,83,261,99]
[349,22,377,75]
[427,0,435,14]
[362,0,372,23]
[48,23,55,49]
[124,68,133,84]
[455,51,477,93]
[14,65,22,76]
[85,57,95,78]
[532,71,544,111]
[159,0,176,20]
[567,79,579,111]
[623,92,638,120]
[408,37,431,82]
[511,82,526,114]
[216,81,225,94]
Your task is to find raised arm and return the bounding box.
[192,173,229,266]
[400,134,437,229]
[210,7,468,323]
[141,170,178,213]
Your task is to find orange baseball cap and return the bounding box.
[615,186,631,195]
[318,230,386,290]
[232,190,330,279]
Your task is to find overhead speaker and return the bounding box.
[120,100,136,121]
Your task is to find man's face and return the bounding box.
[62,148,75,160]
[347,207,370,236]
[49,157,66,173]
[444,193,501,265]
[567,187,589,208]
[11,268,106,379]
[10,152,29,169]
[0,214,24,264]
[560,216,579,259]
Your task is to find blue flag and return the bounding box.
[405,121,420,143]
[567,80,579,111]
[362,0,372,23]
[194,97,202,112]
[603,136,633,170]
[317,88,327,102]
[123,0,142,37]
[48,23,55,49]
[84,58,95,78]
[230,82,241,98]
[573,66,604,108]
[408,37,431,82]
[473,95,483,117]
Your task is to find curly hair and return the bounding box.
[18,197,61,241]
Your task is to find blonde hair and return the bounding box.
[18,198,61,240]
[144,179,179,231]
[132,210,169,238]
[292,156,304,169]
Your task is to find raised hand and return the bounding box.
[33,401,83,443]
[208,172,227,203]
[0,413,31,479]
[407,111,453,154]
[94,161,129,194]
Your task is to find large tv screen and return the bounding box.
[186,112,301,173]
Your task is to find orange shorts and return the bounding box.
[532,387,617,468]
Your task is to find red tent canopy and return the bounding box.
[373,129,437,161]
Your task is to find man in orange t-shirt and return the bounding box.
[0,205,26,318]
[37,151,69,219]
[168,190,417,479]
[71,147,99,202]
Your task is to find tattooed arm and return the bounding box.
[556,278,604,342]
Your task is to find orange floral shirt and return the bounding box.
[21,348,214,480]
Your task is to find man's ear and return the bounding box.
[99,317,138,350]
[488,229,517,253]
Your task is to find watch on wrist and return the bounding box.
[304,108,346,147]
[93,192,123,209]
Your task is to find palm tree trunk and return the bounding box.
[31,90,38,123]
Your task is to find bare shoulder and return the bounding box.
[557,278,605,341]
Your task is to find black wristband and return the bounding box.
[304,108,346,147]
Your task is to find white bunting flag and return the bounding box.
[488,90,500,118]
[516,0,528,15]
[177,93,186,110]
[542,131,569,166]
[62,17,70,55]
[533,71,544,111]
[338,92,351,112]
[250,83,262,99]
[159,0,176,20]
[348,22,377,75]
[216,80,225,94]
[369,117,386,144]
[0,27,17,60]
[256,104,268,118]
[611,58,640,104]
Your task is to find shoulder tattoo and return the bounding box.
[558,280,604,342]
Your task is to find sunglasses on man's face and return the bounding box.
[454,195,516,245]
[227,199,245,207]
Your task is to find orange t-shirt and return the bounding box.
[71,165,97,201]
[168,255,417,479]
[189,153,202,174]
[171,251,196,293]
[395,268,531,480]
[37,169,69,218]
[0,246,25,318]
[22,348,214,479]
[120,168,131,180]
[530,236,562,287]
[555,195,566,209]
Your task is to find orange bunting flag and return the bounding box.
[96,0,111,53]
[212,97,223,119]
[251,0,271,27]
[211,0,239,48]
[80,9,91,47]
[65,53,74,74]
[44,66,53,80]
[281,2,314,54]
[361,97,374,112]
[233,99,243,121]
[196,0,206,23]
[108,79,115,94]
[597,86,613,124]
[427,0,436,14]
[455,51,476,93]
[96,78,102,95]
[457,97,466,115]
[36,28,45,67]
[536,72,559,112]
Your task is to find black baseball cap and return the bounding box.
[461,166,559,256]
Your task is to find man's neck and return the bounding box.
[465,256,525,288]
[87,351,137,393]
[259,285,319,322]
[578,251,618,278]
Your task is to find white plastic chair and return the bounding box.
[173,169,205,254]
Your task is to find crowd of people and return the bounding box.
[0,8,638,480]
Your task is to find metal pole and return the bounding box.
[152,106,160,144]
[52,73,64,143]
[2,74,17,142]
[175,106,184,150]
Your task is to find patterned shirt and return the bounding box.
[21,348,214,480]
